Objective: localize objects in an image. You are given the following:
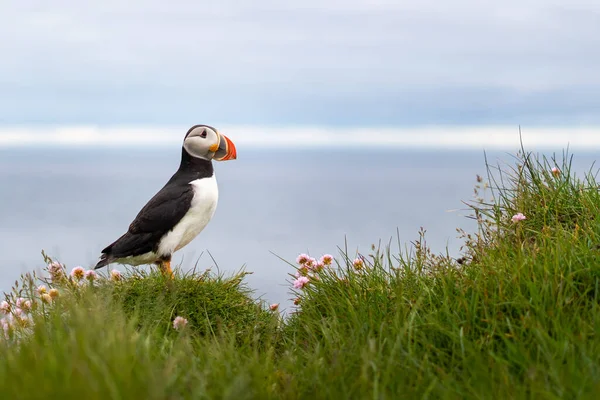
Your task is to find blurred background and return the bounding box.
[1,1,599,308]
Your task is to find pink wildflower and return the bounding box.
[320,254,334,266]
[296,254,310,265]
[305,257,317,270]
[352,257,364,270]
[110,270,123,281]
[269,303,279,311]
[41,294,53,304]
[314,261,325,272]
[48,261,62,270]
[0,301,9,314]
[173,316,188,331]
[16,298,31,312]
[48,262,65,281]
[37,285,48,295]
[16,314,30,327]
[85,270,98,281]
[551,167,560,177]
[293,276,310,289]
[512,213,527,223]
[49,288,59,299]
[70,266,85,280]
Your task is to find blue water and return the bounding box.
[1,147,597,309]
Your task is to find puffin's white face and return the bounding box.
[183,125,237,161]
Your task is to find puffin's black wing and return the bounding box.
[95,183,194,268]
[128,184,194,235]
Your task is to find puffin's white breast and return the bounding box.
[157,175,219,256]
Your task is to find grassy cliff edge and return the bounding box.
[1,148,600,399]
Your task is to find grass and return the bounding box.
[2,147,600,399]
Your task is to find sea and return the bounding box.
[1,146,598,310]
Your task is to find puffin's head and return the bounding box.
[182,125,237,161]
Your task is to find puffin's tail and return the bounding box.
[94,253,113,270]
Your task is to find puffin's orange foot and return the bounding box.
[158,259,174,279]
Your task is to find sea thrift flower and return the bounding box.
[110,270,123,281]
[320,254,333,266]
[512,213,527,223]
[85,270,98,281]
[293,276,310,289]
[16,314,30,328]
[13,308,23,316]
[352,257,364,270]
[314,261,325,272]
[48,262,65,281]
[41,294,53,304]
[0,301,9,314]
[14,313,30,327]
[305,257,317,270]
[173,316,188,331]
[551,167,560,177]
[293,298,301,305]
[70,266,85,280]
[49,288,60,299]
[269,303,279,311]
[37,285,48,295]
[296,254,310,265]
[16,298,32,312]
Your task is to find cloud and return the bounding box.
[1,125,599,150]
[0,1,599,124]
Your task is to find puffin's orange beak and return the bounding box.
[214,133,237,161]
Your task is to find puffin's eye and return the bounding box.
[200,130,207,138]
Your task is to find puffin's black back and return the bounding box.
[95,148,214,268]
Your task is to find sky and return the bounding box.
[1,0,599,127]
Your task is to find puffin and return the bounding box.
[94,125,237,277]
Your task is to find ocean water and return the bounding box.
[1,147,597,309]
